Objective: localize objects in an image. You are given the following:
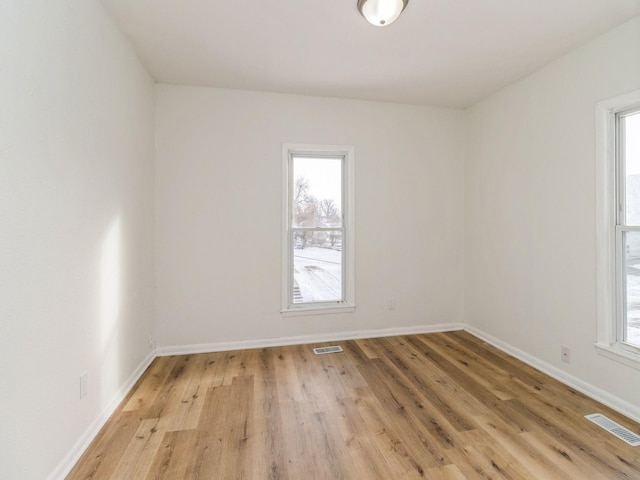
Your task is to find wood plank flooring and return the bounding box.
[66,331,640,479]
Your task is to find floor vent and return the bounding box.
[585,413,640,446]
[313,346,343,355]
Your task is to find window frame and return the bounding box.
[596,90,640,369]
[281,143,355,316]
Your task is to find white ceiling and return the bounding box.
[100,0,640,108]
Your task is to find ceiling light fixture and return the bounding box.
[357,0,408,27]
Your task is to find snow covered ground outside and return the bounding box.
[293,246,342,303]
[626,266,640,347]
[624,174,640,346]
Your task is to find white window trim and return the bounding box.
[596,89,640,369]
[281,143,355,316]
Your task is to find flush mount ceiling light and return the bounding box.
[357,0,409,26]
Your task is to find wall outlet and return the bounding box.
[148,337,156,351]
[561,346,571,364]
[80,371,88,399]
[387,297,396,310]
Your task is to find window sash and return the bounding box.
[615,227,640,353]
[288,227,346,306]
[615,107,640,227]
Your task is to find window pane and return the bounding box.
[292,156,342,228]
[292,230,342,303]
[624,231,640,348]
[624,111,640,225]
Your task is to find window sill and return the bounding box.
[281,304,356,317]
[595,342,640,371]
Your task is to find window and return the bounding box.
[616,107,640,350]
[596,90,640,367]
[282,144,355,315]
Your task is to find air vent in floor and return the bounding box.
[313,345,343,355]
[585,413,640,446]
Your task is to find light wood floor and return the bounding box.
[67,331,640,479]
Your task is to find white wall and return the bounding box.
[155,86,465,348]
[6,2,637,476]
[466,16,640,413]
[0,1,155,479]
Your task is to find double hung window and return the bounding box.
[615,107,640,350]
[282,144,355,314]
[597,91,640,365]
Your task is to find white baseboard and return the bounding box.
[47,350,156,480]
[156,323,464,356]
[464,325,640,424]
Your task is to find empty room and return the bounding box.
[3,0,640,478]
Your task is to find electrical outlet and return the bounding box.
[80,371,88,399]
[561,346,571,364]
[387,297,396,310]
[148,337,155,351]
